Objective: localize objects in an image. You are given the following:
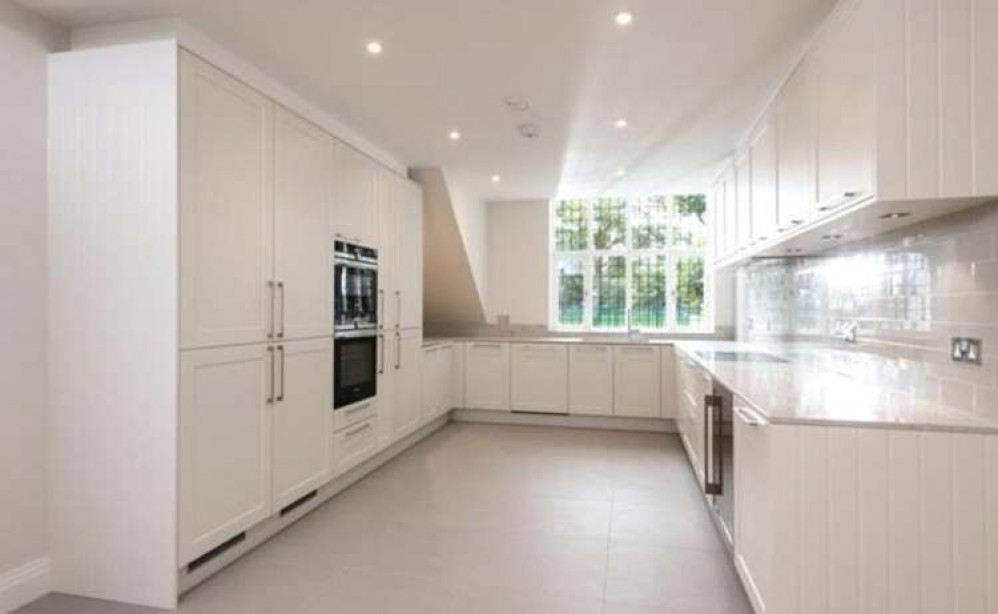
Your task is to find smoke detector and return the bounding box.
[504,98,530,112]
[517,123,541,139]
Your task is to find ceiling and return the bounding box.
[20,0,836,202]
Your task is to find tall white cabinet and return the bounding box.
[47,39,424,609]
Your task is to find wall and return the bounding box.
[0,0,66,586]
[738,199,998,418]
[487,199,549,325]
[445,177,489,307]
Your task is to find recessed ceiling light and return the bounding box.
[491,175,501,183]
[504,98,530,112]
[517,123,541,139]
[614,118,629,129]
[616,169,626,178]
[448,130,462,141]
[366,41,383,56]
[615,11,634,26]
[880,212,911,220]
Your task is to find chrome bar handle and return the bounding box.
[267,346,275,404]
[378,289,385,330]
[277,345,286,402]
[704,394,722,495]
[395,290,401,329]
[395,332,401,370]
[267,281,276,339]
[277,282,286,338]
[378,334,386,375]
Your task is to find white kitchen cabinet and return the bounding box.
[814,0,875,212]
[723,166,738,258]
[733,401,772,613]
[511,344,568,414]
[451,342,466,409]
[179,343,273,565]
[568,345,614,416]
[397,180,424,330]
[711,181,726,262]
[464,342,511,411]
[331,141,378,247]
[749,119,778,242]
[776,57,817,230]
[375,330,395,449]
[421,343,453,420]
[274,107,334,341]
[332,416,379,476]
[676,352,710,487]
[376,169,399,330]
[180,52,274,350]
[390,328,424,438]
[659,345,677,419]
[270,338,334,511]
[613,346,661,418]
[735,153,752,249]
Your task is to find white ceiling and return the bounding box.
[20,0,835,202]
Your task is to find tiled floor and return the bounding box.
[19,423,752,613]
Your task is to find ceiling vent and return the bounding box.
[517,123,541,139]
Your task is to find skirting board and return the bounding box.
[452,408,678,433]
[178,414,451,595]
[0,558,50,614]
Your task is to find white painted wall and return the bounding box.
[0,0,66,580]
[487,199,550,325]
[485,198,736,334]
[444,174,489,307]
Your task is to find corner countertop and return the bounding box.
[421,335,676,348]
[674,340,998,434]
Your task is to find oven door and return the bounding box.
[334,333,378,408]
[334,261,378,331]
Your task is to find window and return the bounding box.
[550,195,712,332]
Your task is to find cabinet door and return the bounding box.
[332,416,379,477]
[735,154,752,249]
[392,329,423,438]
[180,52,274,350]
[511,344,568,414]
[375,331,395,448]
[723,167,738,256]
[776,58,817,229]
[179,344,272,565]
[398,180,424,330]
[331,141,377,247]
[750,120,778,242]
[438,345,453,413]
[568,345,614,416]
[421,346,440,419]
[711,181,725,262]
[271,338,333,511]
[659,346,677,419]
[815,0,875,211]
[451,343,466,409]
[734,402,771,613]
[274,107,334,341]
[464,342,511,411]
[613,346,661,418]
[377,169,400,330]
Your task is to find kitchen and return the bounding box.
[1,0,997,612]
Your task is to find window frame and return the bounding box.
[548,197,715,334]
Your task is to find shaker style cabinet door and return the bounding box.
[274,107,335,341]
[776,57,817,229]
[510,344,569,414]
[398,180,424,330]
[613,346,662,418]
[331,141,378,248]
[391,329,423,438]
[179,343,273,565]
[271,338,334,511]
[464,343,511,411]
[749,120,778,242]
[568,345,614,416]
[180,51,275,350]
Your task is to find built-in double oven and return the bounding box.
[333,240,378,409]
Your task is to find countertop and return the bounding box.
[421,336,675,348]
[675,340,998,434]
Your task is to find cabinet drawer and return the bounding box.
[333,399,376,432]
[332,416,378,476]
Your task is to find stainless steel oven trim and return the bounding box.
[335,329,378,339]
[334,258,379,271]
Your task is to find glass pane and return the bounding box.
[556,257,585,326]
[631,255,667,329]
[593,256,626,329]
[554,200,588,251]
[632,196,670,250]
[675,256,706,328]
[592,198,627,250]
[672,194,709,249]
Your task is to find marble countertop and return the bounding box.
[675,340,998,434]
[422,335,675,347]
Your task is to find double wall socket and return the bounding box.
[951,337,982,365]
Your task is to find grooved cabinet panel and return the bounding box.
[511,344,568,414]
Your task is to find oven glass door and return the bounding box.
[335,263,378,330]
[334,335,377,408]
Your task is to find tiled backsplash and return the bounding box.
[738,200,998,418]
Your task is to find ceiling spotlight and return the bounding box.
[615,11,634,26]
[491,175,501,183]
[880,212,911,220]
[517,123,541,139]
[504,98,530,112]
[448,130,462,141]
[616,169,626,178]
[614,118,629,129]
[366,40,383,56]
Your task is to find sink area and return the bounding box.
[695,350,789,364]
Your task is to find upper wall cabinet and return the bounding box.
[712,0,998,267]
[331,142,378,248]
[180,53,275,349]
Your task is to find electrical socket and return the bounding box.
[951,337,982,365]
